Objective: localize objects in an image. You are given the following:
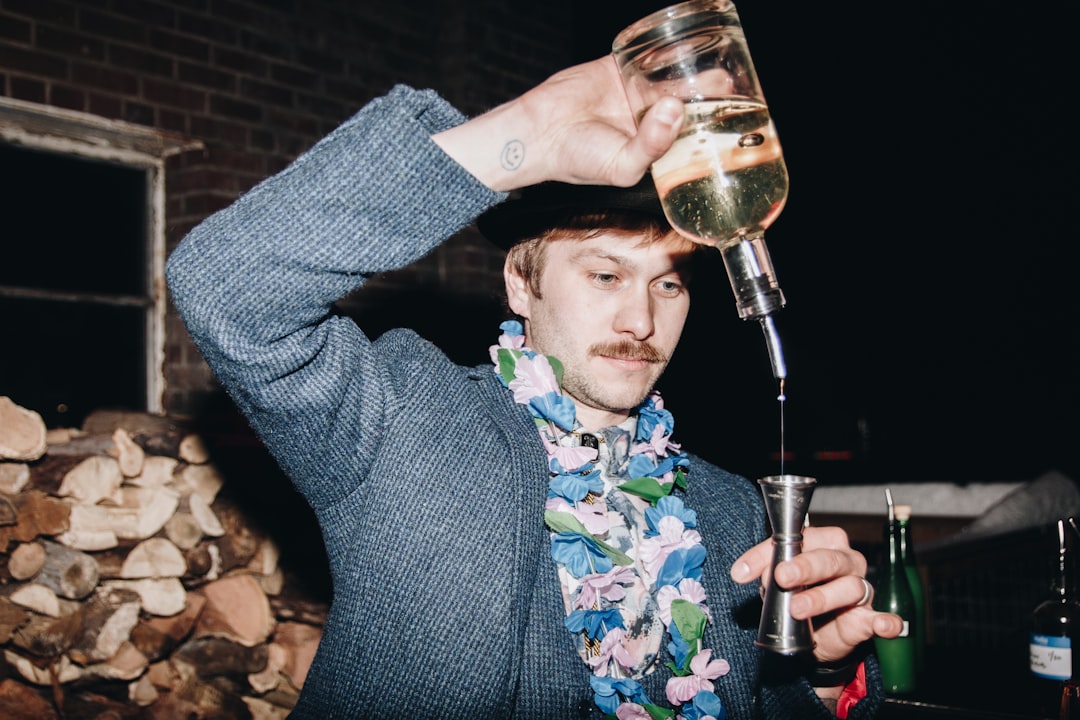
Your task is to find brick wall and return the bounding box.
[0,0,655,419]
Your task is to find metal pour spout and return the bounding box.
[719,236,787,379]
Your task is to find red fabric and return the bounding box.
[835,662,867,719]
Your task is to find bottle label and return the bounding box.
[1031,634,1072,680]
[897,620,909,638]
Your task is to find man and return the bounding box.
[167,56,900,719]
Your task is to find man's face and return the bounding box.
[505,230,693,430]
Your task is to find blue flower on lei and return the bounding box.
[658,544,707,587]
[590,676,652,716]
[636,395,674,441]
[565,607,624,640]
[681,690,727,720]
[548,459,604,503]
[645,495,699,537]
[551,531,614,576]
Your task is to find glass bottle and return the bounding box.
[873,489,917,694]
[1030,518,1080,718]
[894,504,925,676]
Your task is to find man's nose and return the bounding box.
[613,290,655,340]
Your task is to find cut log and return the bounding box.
[102,577,187,617]
[25,454,85,494]
[247,641,287,693]
[7,542,45,580]
[130,591,206,661]
[56,456,124,505]
[0,491,71,549]
[243,695,291,720]
[176,463,224,503]
[82,409,178,437]
[273,621,321,690]
[127,455,178,489]
[35,539,99,599]
[164,510,203,550]
[40,432,115,457]
[195,574,275,647]
[67,586,142,665]
[116,537,187,579]
[63,486,179,543]
[110,428,146,478]
[129,673,159,706]
[0,596,31,644]
[246,538,280,577]
[213,504,262,574]
[181,542,220,584]
[9,583,64,618]
[267,595,329,627]
[178,434,211,464]
[257,566,284,596]
[0,397,47,462]
[0,496,15,527]
[189,493,225,537]
[81,640,148,681]
[10,608,82,657]
[0,462,31,494]
[3,649,82,685]
[52,527,118,552]
[0,677,59,720]
[97,537,188,581]
[44,427,81,445]
[129,428,188,458]
[146,658,180,690]
[172,635,269,677]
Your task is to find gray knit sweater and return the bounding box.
[166,85,882,720]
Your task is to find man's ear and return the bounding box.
[504,258,531,318]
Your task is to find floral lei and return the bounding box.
[490,320,730,720]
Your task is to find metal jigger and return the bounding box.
[756,475,817,654]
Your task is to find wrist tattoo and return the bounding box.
[500,140,525,170]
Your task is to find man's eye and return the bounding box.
[592,273,618,285]
[657,280,683,294]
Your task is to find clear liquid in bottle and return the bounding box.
[652,99,789,246]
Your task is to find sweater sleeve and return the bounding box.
[166,86,505,509]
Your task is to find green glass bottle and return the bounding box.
[1030,518,1080,718]
[895,504,925,675]
[873,489,917,694]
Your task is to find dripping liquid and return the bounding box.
[778,378,786,476]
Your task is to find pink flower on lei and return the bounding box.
[490,326,525,358]
[655,578,712,626]
[638,515,703,579]
[665,649,731,705]
[540,432,598,473]
[507,352,561,405]
[573,566,637,609]
[632,422,682,460]
[545,496,609,536]
[585,627,638,676]
[615,702,654,720]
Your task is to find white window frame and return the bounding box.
[0,96,202,415]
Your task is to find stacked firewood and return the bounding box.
[0,397,326,720]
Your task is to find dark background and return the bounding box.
[559,0,1075,488]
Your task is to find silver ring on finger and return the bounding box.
[855,576,873,607]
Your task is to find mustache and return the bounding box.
[588,340,668,364]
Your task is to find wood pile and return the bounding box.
[0,397,326,720]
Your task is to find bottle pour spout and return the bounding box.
[719,236,787,379]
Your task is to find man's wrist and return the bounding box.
[806,657,861,687]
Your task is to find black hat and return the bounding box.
[476,175,668,250]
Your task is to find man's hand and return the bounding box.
[731,525,905,665]
[434,55,684,192]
